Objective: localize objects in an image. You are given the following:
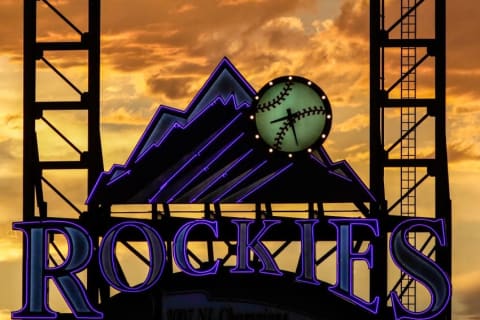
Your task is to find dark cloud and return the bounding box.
[452,104,480,114]
[146,75,196,100]
[0,1,22,54]
[334,0,480,99]
[447,142,480,163]
[3,0,369,104]
[3,113,21,125]
[233,52,283,77]
[444,0,480,97]
[98,0,318,71]
[446,1,480,69]
[3,0,479,99]
[166,61,212,75]
[101,37,181,72]
[260,17,310,50]
[334,0,369,38]
[448,72,480,98]
[99,0,347,98]
[101,90,157,126]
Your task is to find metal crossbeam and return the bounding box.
[371,0,451,318]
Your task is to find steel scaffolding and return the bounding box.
[22,0,103,314]
[370,0,451,318]
[21,0,451,319]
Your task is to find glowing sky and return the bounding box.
[0,0,479,319]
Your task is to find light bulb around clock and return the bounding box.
[251,75,332,154]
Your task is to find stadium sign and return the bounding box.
[12,217,450,320]
[13,61,452,320]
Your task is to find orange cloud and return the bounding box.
[448,142,480,163]
[218,0,267,6]
[0,1,479,318]
[335,114,369,133]
[454,271,480,320]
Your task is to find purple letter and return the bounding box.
[12,221,102,319]
[295,219,321,285]
[328,218,380,314]
[390,218,451,320]
[99,221,165,292]
[173,220,220,276]
[230,219,282,276]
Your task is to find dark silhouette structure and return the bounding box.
[21,0,451,319]
[370,0,451,318]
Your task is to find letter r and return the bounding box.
[12,221,102,319]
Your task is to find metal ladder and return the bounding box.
[400,0,417,311]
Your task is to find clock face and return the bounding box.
[252,76,332,154]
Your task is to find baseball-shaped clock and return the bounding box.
[250,75,332,156]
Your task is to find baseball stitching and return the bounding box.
[256,81,294,113]
[294,106,327,118]
[273,119,290,150]
[273,106,327,150]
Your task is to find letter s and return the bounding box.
[390,218,451,320]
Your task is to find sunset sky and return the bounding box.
[0,0,479,319]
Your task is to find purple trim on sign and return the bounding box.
[295,219,321,286]
[184,57,256,112]
[11,221,102,319]
[327,167,353,182]
[190,149,254,203]
[129,57,255,166]
[134,94,250,164]
[213,160,268,203]
[236,162,294,203]
[173,220,220,276]
[162,133,245,203]
[328,218,380,315]
[124,104,170,166]
[309,153,329,169]
[230,219,283,276]
[86,57,256,204]
[310,150,376,202]
[85,164,129,204]
[317,146,334,164]
[337,161,376,201]
[98,221,166,293]
[389,218,451,320]
[106,170,131,187]
[147,114,243,202]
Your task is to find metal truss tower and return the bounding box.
[21,0,451,319]
[23,0,103,315]
[370,0,451,318]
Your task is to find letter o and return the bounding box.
[98,221,166,292]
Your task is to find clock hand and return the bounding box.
[270,115,290,124]
[270,109,300,146]
[270,110,300,124]
[286,109,299,146]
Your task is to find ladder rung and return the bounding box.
[380,38,436,48]
[385,159,434,167]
